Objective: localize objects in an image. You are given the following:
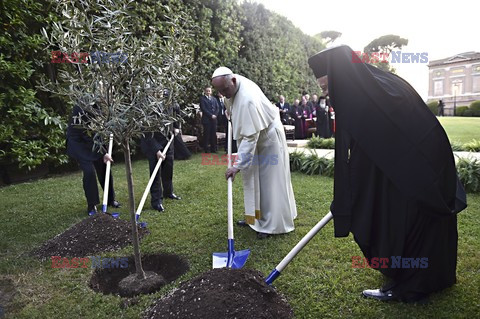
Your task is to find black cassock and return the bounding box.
[315,104,331,138]
[308,45,467,302]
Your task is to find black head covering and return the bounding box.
[308,45,466,236]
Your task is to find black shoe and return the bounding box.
[166,194,182,200]
[362,289,396,301]
[237,220,249,227]
[87,205,98,216]
[152,204,165,212]
[108,200,121,208]
[257,232,271,239]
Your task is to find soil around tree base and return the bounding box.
[30,213,149,259]
[118,271,166,297]
[143,268,294,319]
[90,253,189,297]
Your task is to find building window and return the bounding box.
[434,80,443,96]
[452,80,463,96]
[473,76,480,93]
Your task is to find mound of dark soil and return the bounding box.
[90,253,189,297]
[144,268,293,319]
[31,213,149,259]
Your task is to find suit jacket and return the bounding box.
[199,95,219,125]
[140,132,173,159]
[66,104,104,162]
[275,102,291,113]
[216,96,227,126]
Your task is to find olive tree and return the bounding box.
[40,0,193,286]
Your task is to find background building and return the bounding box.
[427,52,480,115]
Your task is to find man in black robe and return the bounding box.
[315,96,331,138]
[308,45,467,303]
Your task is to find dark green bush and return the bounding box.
[456,157,480,193]
[463,139,480,152]
[289,151,306,172]
[426,101,438,115]
[456,106,469,116]
[307,134,335,149]
[289,150,334,177]
[450,141,464,151]
[469,100,480,116]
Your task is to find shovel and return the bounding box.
[212,121,250,269]
[96,133,119,218]
[135,132,175,228]
[265,211,333,285]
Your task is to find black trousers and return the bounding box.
[203,120,217,152]
[148,149,174,207]
[77,156,115,206]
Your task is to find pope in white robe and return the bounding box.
[211,67,297,236]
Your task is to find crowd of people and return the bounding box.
[275,93,335,139]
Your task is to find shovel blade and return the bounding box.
[212,249,250,269]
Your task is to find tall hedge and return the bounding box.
[0,0,326,170]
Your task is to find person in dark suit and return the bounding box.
[275,95,291,124]
[140,129,181,212]
[199,86,219,153]
[216,92,238,153]
[66,104,121,215]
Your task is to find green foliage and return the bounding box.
[469,100,480,116]
[299,151,331,175]
[307,134,335,149]
[235,2,325,101]
[463,139,480,152]
[456,157,480,193]
[450,140,464,151]
[41,0,193,146]
[317,30,342,45]
[363,34,409,74]
[426,100,439,115]
[289,151,306,172]
[289,150,334,177]
[456,106,469,116]
[0,0,67,169]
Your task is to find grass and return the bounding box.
[1,153,479,318]
[437,117,480,144]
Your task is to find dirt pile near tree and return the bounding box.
[31,213,149,258]
[90,253,189,297]
[144,268,293,319]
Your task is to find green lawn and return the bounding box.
[437,117,480,144]
[0,153,479,318]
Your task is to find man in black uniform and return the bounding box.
[308,45,467,303]
[66,104,121,215]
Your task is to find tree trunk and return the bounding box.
[123,140,146,280]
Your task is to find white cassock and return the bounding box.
[226,75,297,234]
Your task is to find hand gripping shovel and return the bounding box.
[96,133,119,218]
[265,211,333,285]
[212,121,250,269]
[135,133,175,228]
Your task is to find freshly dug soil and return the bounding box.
[90,253,189,297]
[144,268,294,319]
[31,213,149,259]
[118,271,166,297]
